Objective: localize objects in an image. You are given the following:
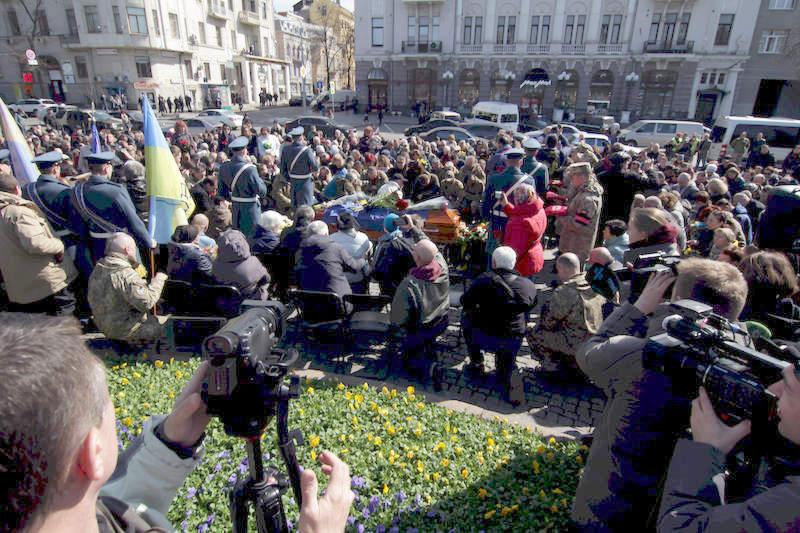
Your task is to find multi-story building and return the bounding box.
[354,0,760,125]
[274,11,318,99]
[0,0,292,107]
[732,0,800,118]
[294,0,355,91]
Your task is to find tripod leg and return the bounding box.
[229,480,250,533]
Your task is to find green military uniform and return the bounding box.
[528,274,606,367]
[88,252,167,342]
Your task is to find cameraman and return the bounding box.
[0,314,353,533]
[658,365,800,532]
[571,259,749,531]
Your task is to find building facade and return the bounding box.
[354,0,759,125]
[294,0,355,91]
[732,0,800,118]
[274,12,319,99]
[0,0,292,107]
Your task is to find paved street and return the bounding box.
[240,103,420,135]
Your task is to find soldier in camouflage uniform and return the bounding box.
[528,253,606,372]
[557,162,604,263]
[88,233,167,342]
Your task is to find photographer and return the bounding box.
[571,259,749,531]
[658,364,800,532]
[0,314,353,533]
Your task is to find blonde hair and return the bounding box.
[629,207,673,237]
[673,258,748,319]
[707,178,729,196]
[714,227,737,246]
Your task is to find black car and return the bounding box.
[418,127,476,142]
[289,95,313,107]
[284,116,350,138]
[404,119,460,137]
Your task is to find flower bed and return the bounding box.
[109,358,586,532]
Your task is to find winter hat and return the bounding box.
[384,213,400,233]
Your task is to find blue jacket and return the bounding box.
[251,226,280,255]
[733,205,753,245]
[603,233,630,264]
[22,175,77,237]
[167,242,213,284]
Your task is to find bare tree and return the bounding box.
[309,0,344,90]
[15,0,47,97]
[339,20,355,90]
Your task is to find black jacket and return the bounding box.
[460,268,537,337]
[370,232,416,296]
[597,168,657,223]
[167,242,213,284]
[251,226,280,255]
[295,234,365,296]
[190,184,213,215]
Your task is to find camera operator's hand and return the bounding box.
[162,361,211,448]
[691,387,751,455]
[299,451,354,533]
[633,270,676,315]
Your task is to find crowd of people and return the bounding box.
[1,106,800,532]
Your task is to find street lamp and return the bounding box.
[442,70,454,109]
[557,70,571,82]
[623,71,640,124]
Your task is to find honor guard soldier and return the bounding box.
[280,127,320,208]
[70,151,154,265]
[521,138,549,196]
[218,135,266,239]
[25,151,91,277]
[482,148,528,260]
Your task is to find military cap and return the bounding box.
[229,136,250,150]
[505,148,525,160]
[522,137,542,150]
[32,150,69,169]
[85,151,117,165]
[289,126,304,137]
[0,148,9,162]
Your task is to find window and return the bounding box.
[419,15,429,42]
[717,73,726,84]
[715,14,734,46]
[127,7,147,34]
[184,59,193,79]
[75,56,88,78]
[168,12,179,38]
[262,2,267,17]
[769,0,796,9]
[36,10,50,35]
[250,0,257,12]
[198,21,206,44]
[676,13,690,45]
[231,30,236,48]
[506,16,516,44]
[636,122,656,133]
[85,5,100,33]
[576,15,586,44]
[432,14,440,41]
[708,72,717,84]
[530,16,539,43]
[135,56,152,78]
[219,64,227,82]
[760,30,789,53]
[7,9,20,35]
[648,13,661,44]
[463,16,472,44]
[112,6,123,33]
[732,124,800,149]
[408,16,416,42]
[656,123,677,134]
[700,72,708,83]
[203,62,211,81]
[540,16,550,43]
[216,25,223,47]
[371,17,384,46]
[152,9,160,36]
[496,16,505,44]
[564,15,574,44]
[600,15,610,44]
[474,16,483,43]
[663,12,677,47]
[611,14,622,44]
[66,9,78,35]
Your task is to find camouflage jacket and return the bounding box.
[88,253,165,340]
[531,274,606,356]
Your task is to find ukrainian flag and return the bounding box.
[0,96,39,185]
[142,96,195,243]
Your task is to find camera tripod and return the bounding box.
[228,379,304,533]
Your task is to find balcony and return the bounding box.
[401,40,443,54]
[460,43,483,53]
[493,43,517,54]
[597,43,624,55]
[238,10,260,26]
[643,41,694,54]
[526,43,550,54]
[208,2,228,19]
[561,43,586,55]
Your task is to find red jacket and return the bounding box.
[503,197,547,276]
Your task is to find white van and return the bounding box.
[709,116,800,163]
[311,90,358,111]
[468,101,519,132]
[619,120,707,147]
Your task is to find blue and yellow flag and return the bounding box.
[142,97,195,243]
[0,96,39,185]
[90,121,102,153]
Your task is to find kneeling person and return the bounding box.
[88,233,167,342]
[461,246,537,404]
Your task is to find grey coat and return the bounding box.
[212,229,270,300]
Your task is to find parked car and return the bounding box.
[404,119,460,137]
[311,90,358,111]
[57,109,124,134]
[8,98,60,118]
[183,117,224,135]
[526,123,584,144]
[468,101,520,132]
[419,127,476,142]
[429,110,462,121]
[107,109,144,129]
[709,115,800,163]
[289,95,314,107]
[459,123,525,142]
[197,109,243,129]
[618,120,707,147]
[284,116,350,138]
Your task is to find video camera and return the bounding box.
[615,251,681,301]
[201,302,303,533]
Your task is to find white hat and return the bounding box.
[290,126,304,137]
[523,137,541,150]
[705,164,718,173]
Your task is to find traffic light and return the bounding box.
[22,72,33,83]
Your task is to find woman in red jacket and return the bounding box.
[500,183,547,277]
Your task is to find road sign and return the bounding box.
[25,49,36,61]
[329,81,336,95]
